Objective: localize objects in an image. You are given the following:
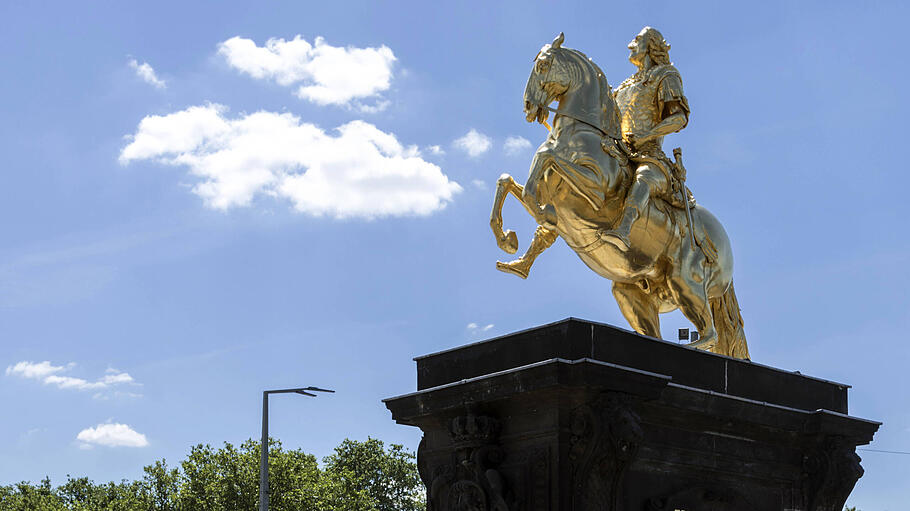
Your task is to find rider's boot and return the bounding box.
[496,226,558,279]
[601,204,639,252]
[601,176,652,251]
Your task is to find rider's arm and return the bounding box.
[636,73,690,144]
[642,103,687,141]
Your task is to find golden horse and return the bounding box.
[490,34,750,359]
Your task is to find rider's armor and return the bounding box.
[604,63,690,250]
[614,64,688,158]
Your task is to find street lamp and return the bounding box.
[260,386,334,511]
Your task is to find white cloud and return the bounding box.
[218,35,395,110]
[101,371,135,385]
[467,322,495,335]
[77,423,148,448]
[471,179,487,190]
[44,375,106,390]
[119,104,462,218]
[426,145,445,156]
[6,361,64,379]
[6,361,137,393]
[454,129,492,158]
[504,136,532,156]
[128,59,166,89]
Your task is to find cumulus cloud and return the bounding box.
[6,361,65,379]
[454,129,492,158]
[218,35,395,111]
[504,136,532,156]
[128,59,166,89]
[6,361,136,393]
[426,145,445,156]
[77,423,148,448]
[119,104,461,218]
[471,179,487,190]
[43,375,107,390]
[467,322,494,335]
[101,369,135,385]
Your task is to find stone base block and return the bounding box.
[384,319,879,511]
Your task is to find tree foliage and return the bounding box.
[0,437,423,511]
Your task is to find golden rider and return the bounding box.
[496,27,690,279]
[601,26,690,251]
[603,27,689,251]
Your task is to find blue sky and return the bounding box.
[1,1,908,508]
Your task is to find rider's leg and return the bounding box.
[611,281,661,338]
[601,164,663,251]
[495,225,558,279]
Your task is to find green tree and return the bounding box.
[174,438,319,511]
[141,460,177,511]
[322,437,424,511]
[0,477,65,511]
[0,437,422,511]
[57,476,150,511]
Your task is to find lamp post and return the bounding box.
[260,386,334,511]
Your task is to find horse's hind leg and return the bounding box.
[612,282,661,339]
[667,262,718,351]
[490,174,523,254]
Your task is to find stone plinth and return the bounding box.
[384,318,879,511]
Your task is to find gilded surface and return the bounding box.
[490,29,750,359]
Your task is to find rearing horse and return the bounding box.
[490,33,750,359]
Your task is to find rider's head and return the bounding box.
[628,27,671,67]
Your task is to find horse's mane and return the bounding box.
[558,47,621,137]
[564,48,606,84]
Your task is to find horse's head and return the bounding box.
[524,33,619,138]
[524,32,570,125]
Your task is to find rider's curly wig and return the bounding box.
[643,27,671,66]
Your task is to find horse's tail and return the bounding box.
[710,282,750,360]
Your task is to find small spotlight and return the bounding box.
[678,328,689,342]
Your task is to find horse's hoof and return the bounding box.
[496,260,529,279]
[687,335,717,351]
[499,230,519,254]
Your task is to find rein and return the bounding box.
[542,105,621,143]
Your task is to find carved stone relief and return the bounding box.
[569,392,643,511]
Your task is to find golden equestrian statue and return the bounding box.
[490,29,750,359]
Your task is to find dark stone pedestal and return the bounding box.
[384,318,879,511]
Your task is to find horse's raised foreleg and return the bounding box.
[495,225,558,279]
[490,173,559,279]
[490,174,525,254]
